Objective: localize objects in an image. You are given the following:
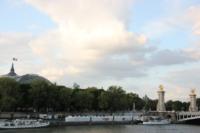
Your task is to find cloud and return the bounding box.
[147,49,197,66]
[24,0,155,82]
[164,66,200,88]
[184,6,200,35]
[159,65,200,101]
[0,32,32,61]
[20,1,200,93]
[1,0,200,100]
[0,32,41,75]
[2,0,193,101]
[141,4,200,39]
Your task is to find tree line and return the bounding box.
[0,77,197,113]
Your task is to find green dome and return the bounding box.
[1,63,51,84]
[16,74,51,84]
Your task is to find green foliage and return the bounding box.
[172,101,183,111]
[0,77,192,113]
[166,100,173,111]
[166,100,189,111]
[98,91,109,111]
[70,89,94,112]
[55,86,72,111]
[107,86,126,111]
[0,78,20,111]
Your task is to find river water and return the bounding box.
[0,124,200,133]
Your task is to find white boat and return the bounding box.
[143,116,171,125]
[65,116,91,123]
[0,119,50,129]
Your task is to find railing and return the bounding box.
[176,112,200,121]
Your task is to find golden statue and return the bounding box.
[191,89,196,94]
[159,84,164,91]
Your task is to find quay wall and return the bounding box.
[144,111,177,123]
[0,112,142,126]
[51,116,141,126]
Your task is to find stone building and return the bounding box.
[1,63,51,84]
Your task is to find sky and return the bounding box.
[1,0,200,100]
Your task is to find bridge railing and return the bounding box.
[176,111,200,121]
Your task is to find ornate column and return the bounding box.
[157,85,166,112]
[189,89,198,112]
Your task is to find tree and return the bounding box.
[29,80,53,112]
[182,102,189,111]
[85,87,103,111]
[55,86,72,111]
[172,101,183,111]
[149,99,157,111]
[17,84,32,111]
[98,91,109,111]
[73,83,80,89]
[70,89,95,112]
[1,77,184,113]
[143,95,151,111]
[166,100,173,111]
[106,86,127,111]
[126,93,135,111]
[0,77,20,111]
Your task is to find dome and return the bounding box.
[16,74,51,84]
[1,63,51,84]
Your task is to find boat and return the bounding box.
[65,114,141,124]
[65,116,91,123]
[0,119,50,129]
[143,116,171,125]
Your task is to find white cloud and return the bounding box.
[21,1,200,97]
[164,66,200,89]
[184,6,200,35]
[1,0,200,100]
[141,4,200,39]
[24,0,153,82]
[0,32,41,75]
[160,65,200,101]
[0,32,32,61]
[147,49,196,66]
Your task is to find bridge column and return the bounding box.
[189,89,198,112]
[156,85,166,112]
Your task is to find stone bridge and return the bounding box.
[146,111,177,122]
[146,111,200,123]
[176,112,200,123]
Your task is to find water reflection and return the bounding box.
[0,125,200,133]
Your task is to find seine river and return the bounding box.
[0,125,200,133]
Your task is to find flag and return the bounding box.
[13,58,18,61]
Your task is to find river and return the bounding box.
[0,124,200,133]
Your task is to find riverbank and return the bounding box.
[49,119,142,127]
[0,112,143,127]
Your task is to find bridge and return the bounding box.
[146,111,200,123]
[176,112,200,122]
[153,85,200,124]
